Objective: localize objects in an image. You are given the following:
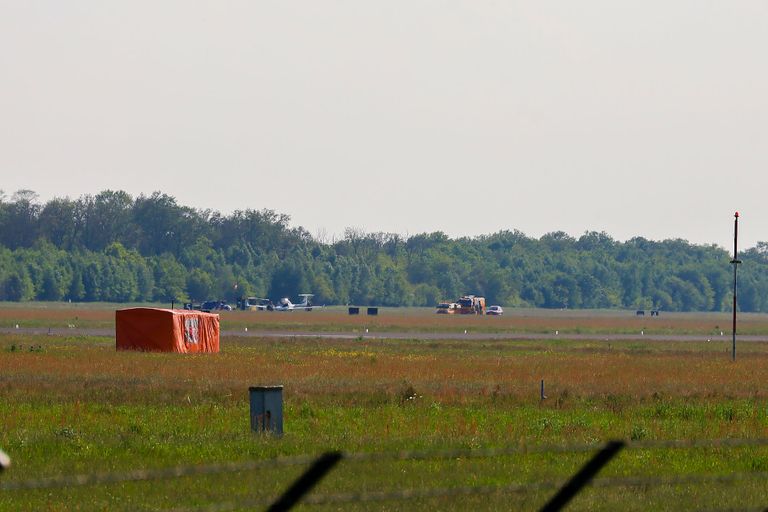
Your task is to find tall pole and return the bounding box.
[731,212,742,361]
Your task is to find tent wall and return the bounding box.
[116,308,220,353]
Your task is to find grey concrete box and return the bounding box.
[249,385,283,435]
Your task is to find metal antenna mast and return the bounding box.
[730,212,742,361]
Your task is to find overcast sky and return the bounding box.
[1,1,766,248]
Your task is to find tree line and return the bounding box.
[2,189,767,311]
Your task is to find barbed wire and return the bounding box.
[342,437,768,464]
[629,438,768,450]
[591,471,768,489]
[0,454,317,491]
[4,437,768,492]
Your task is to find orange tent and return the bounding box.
[116,308,220,353]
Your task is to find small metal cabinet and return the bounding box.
[249,385,283,435]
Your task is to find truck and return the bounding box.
[456,295,486,315]
[239,297,274,311]
[436,295,486,315]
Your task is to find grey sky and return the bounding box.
[1,1,766,248]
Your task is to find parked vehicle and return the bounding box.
[486,305,504,316]
[456,295,486,315]
[201,300,232,312]
[437,295,486,315]
[240,297,274,311]
[436,302,459,314]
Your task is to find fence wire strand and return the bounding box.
[0,454,317,491]
[4,437,768,492]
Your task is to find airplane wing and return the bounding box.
[294,305,323,311]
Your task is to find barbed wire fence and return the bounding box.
[2,439,768,511]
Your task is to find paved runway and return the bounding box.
[2,326,767,343]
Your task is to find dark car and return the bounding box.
[201,300,232,312]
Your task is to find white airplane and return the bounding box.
[272,294,321,311]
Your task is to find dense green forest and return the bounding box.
[1,189,767,311]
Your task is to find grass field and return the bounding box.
[2,305,768,510]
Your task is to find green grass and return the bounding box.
[3,331,768,510]
[4,399,768,510]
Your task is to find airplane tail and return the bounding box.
[297,294,314,307]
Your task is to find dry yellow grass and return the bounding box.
[4,304,768,335]
[3,335,768,407]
